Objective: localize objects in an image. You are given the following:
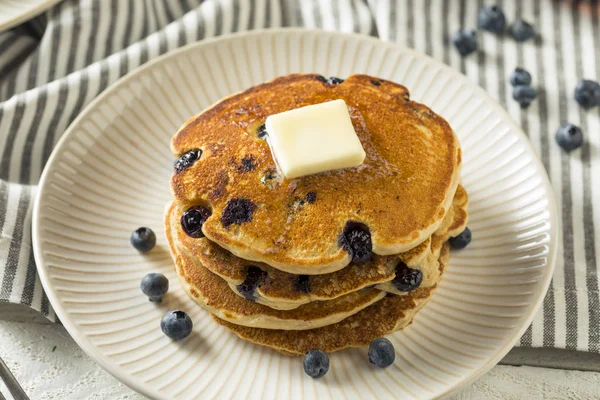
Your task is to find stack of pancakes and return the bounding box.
[165,74,467,355]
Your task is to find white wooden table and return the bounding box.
[1,304,599,399]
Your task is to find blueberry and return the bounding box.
[339,221,373,263]
[512,85,537,108]
[478,5,506,33]
[174,150,201,173]
[370,79,382,86]
[181,206,211,238]
[368,338,395,368]
[391,262,423,292]
[306,192,317,204]
[574,80,600,108]
[315,75,328,83]
[303,349,329,378]
[449,227,472,249]
[509,68,532,87]
[237,266,268,301]
[221,198,256,227]
[555,123,584,151]
[130,227,156,253]
[140,273,169,302]
[327,77,344,85]
[510,19,535,41]
[161,310,193,340]
[452,29,478,56]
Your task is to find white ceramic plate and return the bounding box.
[0,0,62,32]
[33,29,557,399]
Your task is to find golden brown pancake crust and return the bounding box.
[170,185,467,309]
[166,202,387,330]
[170,74,461,274]
[212,243,450,356]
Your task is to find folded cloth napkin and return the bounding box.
[0,0,598,354]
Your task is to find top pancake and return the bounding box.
[171,74,461,274]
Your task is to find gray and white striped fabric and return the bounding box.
[0,0,598,354]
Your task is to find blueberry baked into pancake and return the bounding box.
[164,74,470,368]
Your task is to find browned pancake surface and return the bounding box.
[170,74,460,274]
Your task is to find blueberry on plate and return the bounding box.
[161,311,193,340]
[368,338,395,368]
[513,85,537,108]
[510,19,535,41]
[478,5,506,33]
[303,349,329,378]
[574,80,600,108]
[141,273,169,302]
[130,227,156,253]
[449,227,472,249]
[509,68,532,87]
[555,123,583,151]
[452,29,478,56]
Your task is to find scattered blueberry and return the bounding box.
[140,273,169,302]
[555,123,584,151]
[161,310,193,340]
[574,80,600,108]
[174,149,202,173]
[303,349,330,378]
[452,29,478,56]
[391,262,423,292]
[449,227,472,249]
[130,227,156,253]
[368,338,395,368]
[257,123,267,138]
[306,192,317,204]
[237,266,268,301]
[510,19,535,41]
[340,221,373,263]
[478,5,506,33]
[327,76,344,85]
[509,68,532,87]
[512,85,537,108]
[181,206,211,238]
[221,198,256,227]
[296,275,311,293]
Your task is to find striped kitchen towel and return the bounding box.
[0,0,598,354]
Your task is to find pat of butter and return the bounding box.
[265,99,366,179]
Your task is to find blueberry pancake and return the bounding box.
[170,74,461,274]
[212,243,450,356]
[170,185,467,310]
[165,202,386,330]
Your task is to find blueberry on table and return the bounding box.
[510,19,535,41]
[574,80,600,108]
[161,311,193,340]
[303,349,330,378]
[130,227,156,253]
[555,123,583,152]
[368,338,395,368]
[452,29,478,56]
[141,273,169,302]
[478,5,506,33]
[509,68,532,87]
[449,227,472,249]
[512,85,537,108]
